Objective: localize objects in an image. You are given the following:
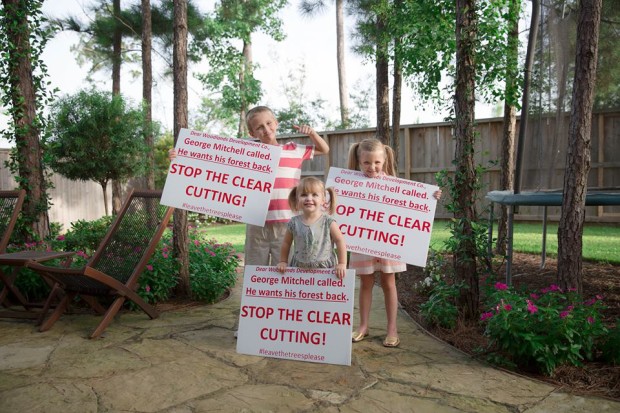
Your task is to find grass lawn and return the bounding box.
[200,220,620,265]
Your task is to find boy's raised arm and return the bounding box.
[293,124,329,156]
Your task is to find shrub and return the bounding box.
[62,216,114,255]
[601,320,620,365]
[481,282,608,375]
[419,250,460,329]
[188,234,240,303]
[137,231,178,305]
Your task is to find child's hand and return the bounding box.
[168,148,177,161]
[276,262,287,273]
[433,189,442,200]
[293,124,315,136]
[335,263,346,280]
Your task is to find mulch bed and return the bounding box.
[396,252,620,401]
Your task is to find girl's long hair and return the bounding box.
[347,138,397,177]
[288,177,337,215]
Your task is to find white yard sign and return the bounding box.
[326,167,438,267]
[236,265,356,366]
[161,128,281,226]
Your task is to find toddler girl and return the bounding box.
[277,177,347,279]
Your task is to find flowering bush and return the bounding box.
[481,282,608,375]
[137,226,240,305]
[419,250,460,329]
[188,234,240,303]
[137,231,179,305]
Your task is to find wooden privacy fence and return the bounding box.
[282,110,620,223]
[1,110,619,230]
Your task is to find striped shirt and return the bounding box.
[266,141,314,223]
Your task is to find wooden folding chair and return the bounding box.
[27,190,174,338]
[0,190,26,308]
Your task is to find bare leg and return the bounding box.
[380,272,398,338]
[356,273,375,335]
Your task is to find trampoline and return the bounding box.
[486,189,620,284]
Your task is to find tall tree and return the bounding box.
[557,0,602,294]
[453,0,479,319]
[390,0,403,158]
[0,0,51,241]
[192,0,286,138]
[142,0,155,190]
[111,0,123,214]
[173,0,190,296]
[375,1,390,145]
[299,0,350,127]
[495,0,522,255]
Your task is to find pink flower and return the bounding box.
[146,265,153,271]
[480,312,494,321]
[526,299,538,314]
[194,240,200,246]
[145,285,151,292]
[77,250,89,259]
[587,316,595,324]
[56,235,65,241]
[549,284,561,292]
[559,311,569,318]
[208,250,216,257]
[494,282,508,291]
[504,304,512,311]
[530,293,539,300]
[162,252,169,259]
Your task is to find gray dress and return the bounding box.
[287,214,338,268]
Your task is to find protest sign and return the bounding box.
[236,265,355,366]
[326,167,438,267]
[161,128,281,226]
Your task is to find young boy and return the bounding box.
[243,106,329,266]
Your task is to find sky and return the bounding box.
[0,0,499,148]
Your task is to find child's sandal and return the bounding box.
[382,336,400,348]
[352,330,369,342]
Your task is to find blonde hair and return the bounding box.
[245,106,275,126]
[288,177,337,215]
[347,138,397,177]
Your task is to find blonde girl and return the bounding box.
[277,177,347,279]
[348,138,441,348]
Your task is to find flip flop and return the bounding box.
[352,330,369,342]
[383,336,400,348]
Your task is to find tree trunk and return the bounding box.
[142,0,155,190]
[3,0,50,241]
[111,0,123,213]
[173,0,190,297]
[336,0,349,127]
[391,27,402,167]
[557,0,601,295]
[375,14,390,144]
[238,39,252,138]
[454,0,479,320]
[496,0,520,256]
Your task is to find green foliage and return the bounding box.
[419,250,460,329]
[61,216,115,256]
[154,131,174,189]
[600,321,620,365]
[47,89,149,204]
[191,0,287,135]
[137,232,179,305]
[188,232,241,303]
[481,282,608,375]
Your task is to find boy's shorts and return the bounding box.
[244,222,288,266]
